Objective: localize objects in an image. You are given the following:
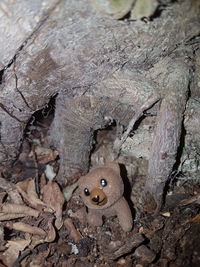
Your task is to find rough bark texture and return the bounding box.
[0,0,200,208]
[146,60,190,208]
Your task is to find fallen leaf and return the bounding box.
[16,178,51,212]
[29,221,56,249]
[30,146,58,164]
[6,222,46,237]
[0,203,39,217]
[42,180,65,229]
[64,218,82,243]
[29,248,50,267]
[0,213,27,221]
[44,221,56,243]
[0,177,23,204]
[0,238,31,267]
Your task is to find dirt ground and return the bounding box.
[0,110,200,267]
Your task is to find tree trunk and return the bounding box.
[0,0,200,210]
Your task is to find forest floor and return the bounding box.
[0,110,200,267]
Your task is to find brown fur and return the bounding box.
[78,162,133,232]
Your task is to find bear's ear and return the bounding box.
[105,162,120,174]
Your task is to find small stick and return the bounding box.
[113,95,160,156]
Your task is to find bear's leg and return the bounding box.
[87,209,103,227]
[115,197,133,232]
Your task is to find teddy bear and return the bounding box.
[77,162,133,232]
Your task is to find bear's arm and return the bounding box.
[114,197,133,232]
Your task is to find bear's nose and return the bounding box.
[92,195,100,202]
[90,188,107,206]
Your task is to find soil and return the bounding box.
[0,111,200,267]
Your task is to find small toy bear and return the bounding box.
[78,162,133,232]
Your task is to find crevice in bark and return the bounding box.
[172,123,186,175]
[1,95,57,179]
[92,122,116,155]
[24,95,56,134]
[0,69,4,85]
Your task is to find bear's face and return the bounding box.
[78,162,124,210]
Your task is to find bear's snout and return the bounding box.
[90,188,107,206]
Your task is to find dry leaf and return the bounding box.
[16,178,51,212]
[0,177,23,204]
[6,222,46,236]
[64,218,82,243]
[29,222,56,249]
[42,180,65,229]
[29,248,50,267]
[0,203,39,217]
[0,213,27,221]
[0,238,31,267]
[44,222,56,243]
[29,146,58,164]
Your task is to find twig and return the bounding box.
[113,95,160,156]
[104,233,145,261]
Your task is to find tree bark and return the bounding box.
[0,0,200,209]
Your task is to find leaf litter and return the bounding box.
[0,113,200,266]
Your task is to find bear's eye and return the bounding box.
[100,178,107,187]
[84,188,90,196]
